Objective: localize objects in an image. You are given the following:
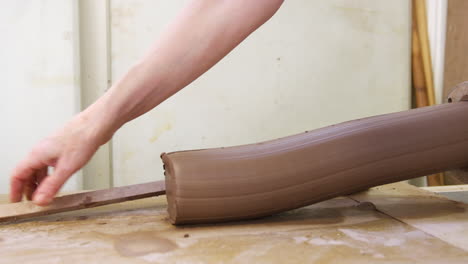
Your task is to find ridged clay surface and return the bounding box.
[162,102,468,224]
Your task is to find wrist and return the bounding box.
[78,96,122,145]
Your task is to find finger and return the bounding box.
[10,177,27,203]
[36,166,49,185]
[10,147,55,203]
[10,163,37,203]
[25,167,48,201]
[31,167,48,199]
[24,172,37,201]
[33,165,76,206]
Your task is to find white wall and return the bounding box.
[0,1,81,193]
[426,0,447,104]
[0,0,415,192]
[109,0,411,186]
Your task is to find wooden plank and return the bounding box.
[445,169,468,185]
[0,181,165,223]
[422,184,468,203]
[443,0,468,97]
[442,0,468,185]
[351,182,468,251]
[0,190,467,263]
[413,0,436,105]
[412,15,430,107]
[422,184,468,192]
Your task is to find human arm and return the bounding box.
[10,0,284,205]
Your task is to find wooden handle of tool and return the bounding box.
[0,181,165,222]
[162,101,468,224]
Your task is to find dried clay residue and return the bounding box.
[114,232,178,257]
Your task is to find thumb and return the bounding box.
[33,164,76,206]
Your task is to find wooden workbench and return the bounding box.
[0,182,467,263]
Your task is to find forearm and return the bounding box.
[84,0,283,141]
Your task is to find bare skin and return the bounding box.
[10,0,284,206]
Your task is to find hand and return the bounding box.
[10,113,111,206]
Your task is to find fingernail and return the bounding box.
[34,193,51,205]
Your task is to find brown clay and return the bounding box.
[162,101,468,224]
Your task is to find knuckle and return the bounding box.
[30,143,46,156]
[30,139,60,159]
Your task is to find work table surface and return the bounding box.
[0,182,467,263]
